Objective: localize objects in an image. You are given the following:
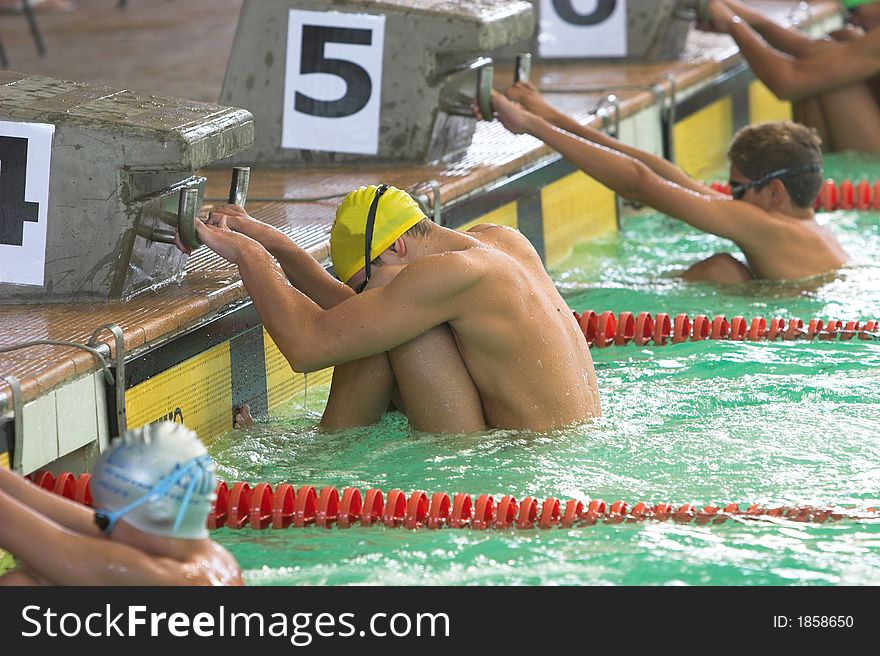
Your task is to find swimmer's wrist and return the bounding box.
[524,112,547,134]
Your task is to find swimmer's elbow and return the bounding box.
[627,164,662,205]
[287,353,321,374]
[769,78,800,102]
[764,64,814,101]
[286,344,333,374]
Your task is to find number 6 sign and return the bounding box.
[538,0,627,59]
[282,9,385,155]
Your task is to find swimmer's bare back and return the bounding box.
[458,224,601,428]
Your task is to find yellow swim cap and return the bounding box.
[330,185,427,283]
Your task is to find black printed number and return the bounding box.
[295,25,373,119]
[0,136,39,247]
[552,0,617,26]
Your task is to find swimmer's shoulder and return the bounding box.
[180,541,243,586]
[466,223,535,252]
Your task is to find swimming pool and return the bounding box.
[210,153,880,586]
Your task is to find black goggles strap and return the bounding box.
[360,184,389,293]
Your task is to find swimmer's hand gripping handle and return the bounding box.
[150,185,201,249]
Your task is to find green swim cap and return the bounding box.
[842,0,876,9]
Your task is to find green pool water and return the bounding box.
[211,153,880,586]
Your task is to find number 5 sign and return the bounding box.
[538,0,627,59]
[282,9,385,155]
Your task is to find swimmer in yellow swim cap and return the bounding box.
[189,192,486,434]
[0,422,242,586]
[188,184,601,431]
[698,0,880,153]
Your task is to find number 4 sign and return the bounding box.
[0,120,54,287]
[538,0,628,59]
[282,9,385,155]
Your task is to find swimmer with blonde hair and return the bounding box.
[187,184,600,432]
[0,422,242,586]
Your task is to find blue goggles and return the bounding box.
[729,164,822,200]
[93,454,213,535]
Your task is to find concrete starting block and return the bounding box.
[0,71,254,303]
[221,0,534,166]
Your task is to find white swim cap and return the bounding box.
[91,421,216,540]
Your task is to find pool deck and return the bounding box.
[0,0,842,472]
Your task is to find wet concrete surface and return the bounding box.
[0,0,243,102]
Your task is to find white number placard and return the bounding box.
[282,9,385,155]
[0,120,54,287]
[538,0,628,59]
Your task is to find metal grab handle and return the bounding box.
[438,57,495,119]
[477,62,494,121]
[596,94,621,138]
[151,186,201,249]
[0,374,23,472]
[410,180,442,226]
[515,53,532,85]
[228,166,250,207]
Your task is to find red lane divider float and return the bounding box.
[572,310,879,348]
[708,178,880,211]
[29,474,880,530]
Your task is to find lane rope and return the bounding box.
[573,310,879,348]
[29,472,880,531]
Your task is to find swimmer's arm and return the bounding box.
[632,174,776,245]
[718,0,822,58]
[554,120,716,196]
[520,114,724,211]
[207,205,352,309]
[520,118,770,242]
[236,247,482,373]
[0,467,100,536]
[498,88,718,196]
[0,491,194,585]
[726,15,880,100]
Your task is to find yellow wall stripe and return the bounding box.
[749,79,792,124]
[456,201,518,233]
[125,342,233,446]
[541,171,617,266]
[674,97,733,181]
[264,329,333,412]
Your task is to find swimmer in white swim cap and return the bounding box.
[91,421,216,539]
[0,422,242,586]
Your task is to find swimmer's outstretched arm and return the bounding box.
[492,92,772,247]
[709,0,880,100]
[707,0,826,58]
[0,487,191,585]
[502,85,720,197]
[205,205,353,309]
[0,467,99,536]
